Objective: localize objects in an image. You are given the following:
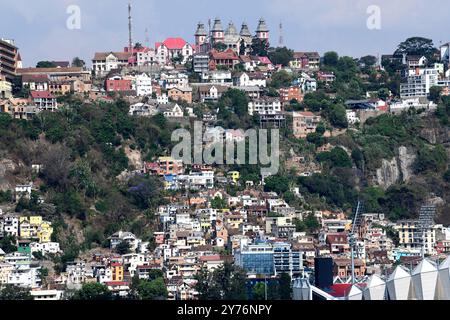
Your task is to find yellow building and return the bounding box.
[227,171,240,184]
[111,263,124,282]
[18,216,53,243]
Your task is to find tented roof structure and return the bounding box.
[386,265,411,300]
[363,274,386,300]
[411,258,438,300]
[347,285,363,300]
[437,256,450,300]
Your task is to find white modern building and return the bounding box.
[400,68,439,99]
[248,97,282,116]
[134,73,153,96]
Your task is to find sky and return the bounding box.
[1,0,449,67]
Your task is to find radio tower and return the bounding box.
[278,22,284,47]
[128,1,133,53]
[145,27,150,48]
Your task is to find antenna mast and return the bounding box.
[128,2,133,53]
[350,201,363,285]
[145,27,150,48]
[278,22,284,47]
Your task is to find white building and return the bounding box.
[201,70,232,84]
[248,97,282,116]
[346,110,360,125]
[92,52,132,77]
[155,38,194,65]
[30,242,61,255]
[440,42,450,64]
[134,73,153,96]
[160,71,189,90]
[129,103,157,117]
[400,68,439,99]
[30,289,64,300]
[233,72,267,88]
[157,103,184,118]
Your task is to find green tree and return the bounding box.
[270,70,293,89]
[268,47,294,66]
[36,61,57,68]
[71,57,86,68]
[211,196,227,209]
[317,147,352,168]
[377,88,390,101]
[72,283,112,300]
[429,86,443,104]
[136,278,168,300]
[328,104,348,129]
[251,38,269,56]
[213,42,228,52]
[115,241,131,255]
[252,282,266,300]
[394,37,437,60]
[0,285,32,300]
[264,175,290,194]
[323,51,339,67]
[0,235,17,254]
[414,145,448,173]
[278,273,292,300]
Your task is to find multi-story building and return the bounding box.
[395,220,437,256]
[30,91,58,111]
[209,49,239,71]
[160,71,189,90]
[193,53,210,74]
[0,38,19,82]
[92,52,132,77]
[292,111,322,138]
[202,70,232,84]
[248,97,282,116]
[145,156,184,176]
[168,86,193,104]
[279,86,303,104]
[105,75,133,93]
[155,38,194,65]
[290,52,320,71]
[17,67,91,83]
[235,242,303,277]
[134,73,153,96]
[0,75,12,98]
[400,68,439,98]
[196,84,228,103]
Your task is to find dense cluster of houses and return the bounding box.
[1,24,450,300]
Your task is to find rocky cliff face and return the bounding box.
[0,159,18,191]
[375,146,416,189]
[419,117,450,144]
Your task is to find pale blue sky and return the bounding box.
[1,0,448,67]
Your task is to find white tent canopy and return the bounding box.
[386,265,411,300]
[411,258,438,300]
[363,274,386,300]
[437,256,450,300]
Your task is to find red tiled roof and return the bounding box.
[30,91,55,99]
[326,233,348,244]
[161,38,188,50]
[105,281,129,287]
[199,255,222,262]
[210,49,239,60]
